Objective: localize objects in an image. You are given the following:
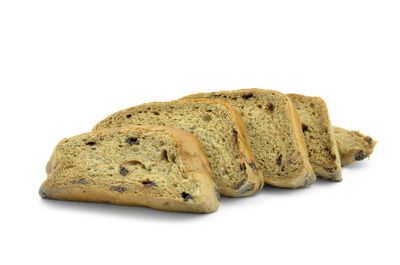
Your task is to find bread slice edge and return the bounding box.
[40,126,220,213]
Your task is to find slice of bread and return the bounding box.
[333,126,377,166]
[40,126,220,213]
[287,94,342,181]
[93,99,264,197]
[181,89,316,188]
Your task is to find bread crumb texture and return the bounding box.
[182,89,316,188]
[40,126,220,213]
[93,99,264,197]
[288,94,342,181]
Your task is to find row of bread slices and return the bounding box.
[39,89,376,213]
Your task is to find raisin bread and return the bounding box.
[333,126,377,166]
[93,99,264,197]
[181,89,316,188]
[287,94,342,181]
[40,126,220,213]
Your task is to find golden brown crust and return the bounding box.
[40,180,217,213]
[93,99,264,197]
[40,126,220,213]
[314,97,342,180]
[45,143,59,175]
[284,98,316,187]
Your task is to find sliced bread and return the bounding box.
[93,99,264,197]
[40,126,220,213]
[287,94,342,181]
[333,126,377,166]
[181,89,316,188]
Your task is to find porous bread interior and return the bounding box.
[333,126,376,166]
[288,95,339,173]
[94,101,246,191]
[45,128,200,200]
[183,91,306,184]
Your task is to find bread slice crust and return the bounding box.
[93,99,264,197]
[287,94,342,181]
[181,89,316,188]
[40,126,220,213]
[333,126,377,166]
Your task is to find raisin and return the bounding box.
[276,155,282,166]
[304,173,314,186]
[120,167,129,176]
[142,180,156,187]
[235,178,246,189]
[325,147,333,156]
[267,103,275,113]
[206,110,212,112]
[241,93,253,99]
[214,188,221,201]
[355,151,367,161]
[239,163,246,171]
[249,162,256,169]
[39,189,48,198]
[126,137,138,145]
[73,178,88,185]
[78,179,88,184]
[303,178,310,187]
[110,186,127,192]
[232,128,238,144]
[324,167,336,173]
[86,141,96,146]
[126,114,132,118]
[366,137,373,145]
[181,192,194,201]
[239,184,254,194]
[302,124,309,133]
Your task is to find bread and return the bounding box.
[39,126,220,213]
[93,99,264,197]
[333,126,377,166]
[181,89,316,188]
[287,94,342,181]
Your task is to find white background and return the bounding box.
[1,1,399,264]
